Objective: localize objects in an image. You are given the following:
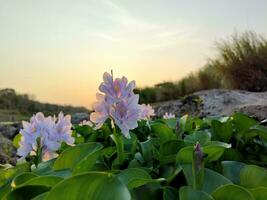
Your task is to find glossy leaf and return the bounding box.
[240,165,267,188]
[250,187,267,200]
[184,131,211,146]
[182,165,231,194]
[212,184,254,200]
[163,186,179,200]
[46,172,131,200]
[6,185,51,200]
[151,123,176,143]
[118,168,165,189]
[211,120,232,142]
[11,172,38,188]
[221,161,246,184]
[179,186,214,200]
[53,142,103,171]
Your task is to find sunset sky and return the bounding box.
[0,0,266,108]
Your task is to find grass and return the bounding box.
[137,31,267,104]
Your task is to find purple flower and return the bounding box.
[90,71,142,138]
[110,95,142,138]
[17,112,74,161]
[54,112,74,145]
[90,93,110,129]
[194,142,204,170]
[139,104,155,120]
[99,71,136,103]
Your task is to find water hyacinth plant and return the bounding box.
[90,71,150,138]
[17,112,74,165]
[2,72,267,200]
[140,104,155,120]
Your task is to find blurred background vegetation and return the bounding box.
[0,88,88,121]
[135,31,267,103]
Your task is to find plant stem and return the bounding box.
[111,120,124,165]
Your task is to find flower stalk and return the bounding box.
[192,142,205,190]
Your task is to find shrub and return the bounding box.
[137,31,267,104]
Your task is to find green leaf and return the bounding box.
[184,131,211,146]
[117,168,165,189]
[73,125,94,137]
[0,182,11,199]
[176,146,194,164]
[11,172,38,188]
[163,186,179,200]
[211,120,232,142]
[222,148,244,161]
[164,118,178,130]
[202,141,231,162]
[240,165,267,188]
[110,133,125,165]
[32,192,48,200]
[211,184,255,200]
[179,186,214,200]
[6,176,63,199]
[0,162,30,187]
[249,187,267,200]
[140,138,158,163]
[159,140,185,164]
[46,172,131,200]
[151,123,176,143]
[182,165,231,194]
[123,133,138,155]
[5,185,51,200]
[12,133,22,148]
[232,113,258,135]
[249,125,267,141]
[72,148,103,174]
[21,176,63,187]
[53,142,103,171]
[221,161,246,184]
[179,115,189,133]
[177,142,231,165]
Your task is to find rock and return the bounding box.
[71,112,90,124]
[153,95,203,118]
[0,122,21,139]
[153,89,267,120]
[0,134,16,165]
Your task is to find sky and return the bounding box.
[0,0,266,108]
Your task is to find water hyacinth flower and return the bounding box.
[110,95,142,138]
[17,112,74,162]
[163,112,176,119]
[79,120,93,127]
[99,71,136,103]
[90,93,110,129]
[90,71,142,138]
[194,142,204,171]
[192,142,205,189]
[139,104,155,120]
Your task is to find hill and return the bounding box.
[0,88,89,122]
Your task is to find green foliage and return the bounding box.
[2,113,267,199]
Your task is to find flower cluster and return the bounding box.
[163,112,176,119]
[140,104,155,120]
[17,112,74,161]
[90,71,151,138]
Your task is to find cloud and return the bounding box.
[83,0,202,52]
